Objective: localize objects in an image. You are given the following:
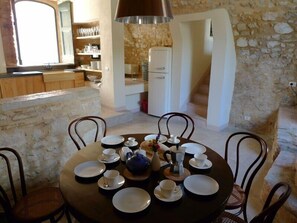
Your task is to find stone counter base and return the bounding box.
[0,87,101,191]
[265,107,297,223]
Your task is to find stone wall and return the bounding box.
[124,0,297,136]
[264,106,297,223]
[0,87,101,191]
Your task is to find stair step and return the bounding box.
[196,105,208,118]
[197,84,209,95]
[193,94,208,105]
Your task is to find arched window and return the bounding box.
[14,1,59,65]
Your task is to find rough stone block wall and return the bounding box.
[124,0,297,136]
[0,87,101,191]
[265,107,297,223]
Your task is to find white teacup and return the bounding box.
[103,170,119,187]
[194,153,207,167]
[102,148,116,161]
[159,179,176,198]
[170,135,178,143]
[128,137,136,146]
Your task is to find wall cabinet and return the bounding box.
[0,76,45,98]
[43,71,85,92]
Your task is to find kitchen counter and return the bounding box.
[0,69,82,79]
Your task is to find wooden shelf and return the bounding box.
[76,35,100,40]
[77,68,102,73]
[77,52,101,56]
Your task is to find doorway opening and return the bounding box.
[170,9,236,131]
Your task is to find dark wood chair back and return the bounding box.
[68,115,107,150]
[224,132,268,221]
[157,112,195,139]
[250,182,291,223]
[0,147,70,223]
[215,182,291,223]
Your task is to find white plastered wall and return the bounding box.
[170,8,236,131]
[98,0,126,111]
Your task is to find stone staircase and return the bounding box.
[191,72,210,119]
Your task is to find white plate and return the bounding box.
[101,135,125,146]
[74,161,106,178]
[98,153,120,164]
[144,134,167,144]
[184,175,219,196]
[97,175,125,190]
[167,138,180,144]
[112,187,151,213]
[154,185,183,202]
[181,143,207,155]
[189,158,212,169]
[124,141,138,147]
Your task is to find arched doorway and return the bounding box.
[170,8,236,131]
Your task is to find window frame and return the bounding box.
[12,0,62,66]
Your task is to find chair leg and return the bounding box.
[65,207,72,223]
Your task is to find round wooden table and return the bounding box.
[60,134,233,223]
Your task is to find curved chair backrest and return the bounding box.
[68,115,107,150]
[157,112,195,139]
[250,182,291,223]
[0,147,27,220]
[224,132,268,221]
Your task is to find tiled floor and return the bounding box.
[60,111,273,222]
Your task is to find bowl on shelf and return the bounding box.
[87,75,99,82]
[81,64,89,69]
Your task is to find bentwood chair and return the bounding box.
[214,182,291,223]
[157,112,195,139]
[0,147,71,223]
[68,115,107,150]
[224,132,268,221]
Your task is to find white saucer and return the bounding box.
[167,138,180,144]
[154,185,183,202]
[97,175,125,190]
[98,153,120,163]
[101,135,124,146]
[181,143,207,155]
[189,158,212,169]
[74,161,106,178]
[124,141,138,147]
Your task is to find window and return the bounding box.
[14,1,59,65]
[13,0,74,66]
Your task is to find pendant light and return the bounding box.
[114,0,173,24]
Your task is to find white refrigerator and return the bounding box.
[148,47,172,117]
